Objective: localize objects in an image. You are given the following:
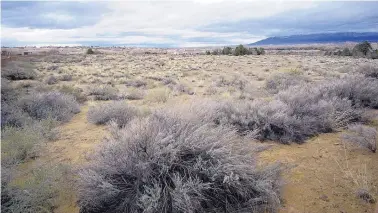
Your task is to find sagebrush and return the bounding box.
[20,91,80,122]
[87,101,137,127]
[78,111,281,213]
[342,124,377,153]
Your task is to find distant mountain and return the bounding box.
[249,32,378,45]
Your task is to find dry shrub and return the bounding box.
[170,83,194,95]
[87,85,118,100]
[207,74,378,143]
[1,79,21,102]
[60,74,73,81]
[1,61,37,80]
[1,126,43,166]
[353,64,378,79]
[318,75,378,108]
[342,124,377,152]
[265,72,310,94]
[212,97,360,144]
[1,102,31,128]
[45,75,58,85]
[58,85,87,103]
[145,88,171,103]
[204,85,218,96]
[125,79,147,88]
[356,189,376,203]
[87,101,137,127]
[215,75,247,91]
[124,88,145,100]
[20,92,80,122]
[1,164,66,213]
[161,77,177,85]
[78,110,281,213]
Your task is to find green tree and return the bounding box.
[353,41,372,56]
[222,47,232,55]
[341,48,352,56]
[212,49,220,55]
[256,47,265,55]
[234,44,248,56]
[86,48,95,54]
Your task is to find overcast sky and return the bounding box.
[1,1,377,47]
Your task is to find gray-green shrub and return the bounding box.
[20,92,80,122]
[1,61,37,80]
[208,75,378,143]
[78,111,281,212]
[87,101,137,127]
[265,72,310,94]
[342,124,377,153]
[45,75,58,85]
[87,85,118,100]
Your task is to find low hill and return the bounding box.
[250,32,378,46]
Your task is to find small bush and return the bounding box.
[87,85,118,100]
[342,124,377,153]
[211,49,220,55]
[60,74,73,81]
[354,64,378,79]
[46,65,59,71]
[1,61,37,80]
[1,165,63,213]
[125,79,147,88]
[256,47,265,55]
[356,188,376,203]
[1,79,20,102]
[87,101,137,127]
[341,48,352,56]
[265,72,310,94]
[1,101,31,128]
[78,111,281,212]
[124,88,145,100]
[161,77,177,86]
[58,85,87,103]
[145,88,171,103]
[20,92,80,122]
[45,75,58,85]
[86,48,95,54]
[170,83,194,95]
[1,126,43,166]
[35,118,60,141]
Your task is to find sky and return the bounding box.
[1,1,378,47]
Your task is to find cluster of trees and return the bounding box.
[206,44,265,56]
[325,41,378,59]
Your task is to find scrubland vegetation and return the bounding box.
[1,46,378,212]
[324,41,378,59]
[206,44,265,56]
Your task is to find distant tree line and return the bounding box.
[324,41,378,59]
[205,44,265,56]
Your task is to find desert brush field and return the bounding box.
[2,47,378,213]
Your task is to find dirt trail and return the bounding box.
[41,105,377,213]
[40,105,107,213]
